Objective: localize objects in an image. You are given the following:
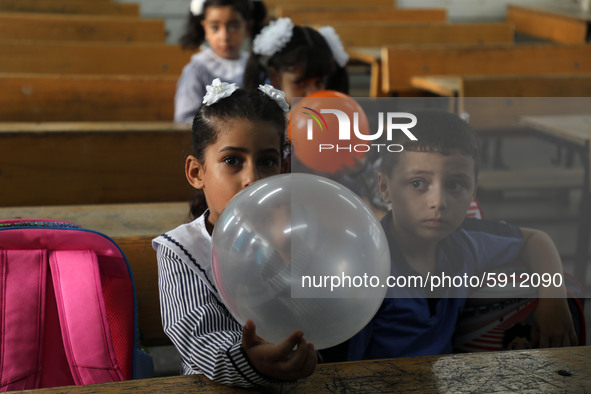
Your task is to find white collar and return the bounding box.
[153,213,218,295]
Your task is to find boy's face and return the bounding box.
[378,150,477,244]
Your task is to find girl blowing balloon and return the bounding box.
[153,79,316,387]
[175,0,267,123]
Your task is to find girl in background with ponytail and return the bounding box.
[243,17,350,104]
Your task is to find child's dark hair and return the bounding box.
[379,110,481,176]
[179,0,267,50]
[189,88,289,218]
[243,24,349,94]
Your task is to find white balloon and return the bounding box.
[212,173,390,349]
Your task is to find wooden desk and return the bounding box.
[343,19,514,97]
[508,4,591,43]
[0,73,178,122]
[265,0,396,8]
[519,115,591,284]
[0,0,139,16]
[382,43,591,95]
[521,115,591,147]
[275,6,447,25]
[410,75,591,129]
[330,22,514,48]
[0,40,193,75]
[0,13,166,42]
[0,122,193,206]
[411,73,591,98]
[348,47,385,97]
[19,347,591,392]
[410,75,461,97]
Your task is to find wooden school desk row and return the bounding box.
[274,6,447,25]
[330,21,514,48]
[0,73,178,122]
[341,1,590,98]
[409,74,591,130]
[380,43,591,96]
[0,0,139,16]
[508,3,591,44]
[0,40,193,75]
[4,113,587,206]
[0,12,167,42]
[351,42,591,97]
[0,122,193,207]
[15,346,591,392]
[264,0,397,8]
[410,73,591,98]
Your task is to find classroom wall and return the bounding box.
[115,0,189,44]
[115,0,583,44]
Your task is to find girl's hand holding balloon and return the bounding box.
[242,319,317,381]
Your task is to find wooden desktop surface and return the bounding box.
[18,346,591,393]
[410,75,461,97]
[520,114,591,148]
[508,3,591,23]
[507,3,591,44]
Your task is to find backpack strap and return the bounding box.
[0,250,47,391]
[49,250,125,385]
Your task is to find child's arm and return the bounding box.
[519,228,578,347]
[242,319,317,382]
[174,62,206,124]
[157,246,281,387]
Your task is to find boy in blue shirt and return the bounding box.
[348,111,577,360]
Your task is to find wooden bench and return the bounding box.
[0,202,192,346]
[0,73,177,121]
[382,43,591,95]
[507,4,591,44]
[0,12,166,42]
[275,6,447,25]
[0,0,139,16]
[330,21,514,47]
[0,40,193,75]
[0,122,193,207]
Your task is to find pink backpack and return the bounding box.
[0,219,152,391]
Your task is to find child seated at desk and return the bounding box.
[154,80,316,387]
[347,110,577,361]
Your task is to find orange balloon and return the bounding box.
[289,91,369,174]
